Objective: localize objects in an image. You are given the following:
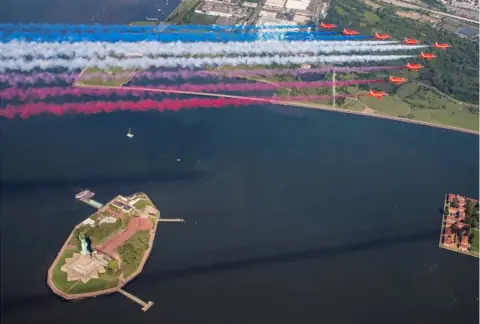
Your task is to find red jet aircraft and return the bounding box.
[404,38,421,45]
[369,90,388,100]
[405,62,424,72]
[375,32,391,40]
[420,52,437,60]
[320,22,338,30]
[388,76,408,85]
[342,28,360,36]
[434,42,451,50]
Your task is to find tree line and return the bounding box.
[327,0,479,105]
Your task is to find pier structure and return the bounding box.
[75,190,104,209]
[118,288,154,312]
[158,217,185,223]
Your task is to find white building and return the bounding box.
[195,2,247,17]
[257,17,297,25]
[293,12,311,23]
[203,0,239,3]
[82,218,95,227]
[285,0,310,10]
[243,1,258,7]
[259,10,278,18]
[264,0,286,9]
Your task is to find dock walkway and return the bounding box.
[81,199,104,209]
[118,288,154,311]
[158,217,185,223]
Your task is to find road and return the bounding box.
[377,0,479,24]
[73,83,478,135]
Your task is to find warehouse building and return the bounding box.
[264,0,287,9]
[285,0,310,10]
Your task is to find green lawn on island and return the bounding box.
[118,230,151,280]
[75,67,138,87]
[471,229,479,254]
[52,248,81,292]
[52,247,120,294]
[67,272,118,294]
[133,199,154,210]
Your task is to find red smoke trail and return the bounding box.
[0,87,151,101]
[0,93,357,119]
[0,98,265,119]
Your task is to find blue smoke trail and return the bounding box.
[0,23,316,33]
[0,31,368,43]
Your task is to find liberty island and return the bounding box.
[47,191,185,311]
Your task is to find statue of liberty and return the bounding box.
[79,232,90,256]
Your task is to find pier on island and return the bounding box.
[75,190,104,209]
[118,288,154,312]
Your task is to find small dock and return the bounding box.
[158,218,185,223]
[82,199,104,209]
[118,288,154,312]
[75,190,104,209]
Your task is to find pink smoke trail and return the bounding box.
[0,94,360,119]
[135,79,384,92]
[0,79,384,100]
[0,66,402,86]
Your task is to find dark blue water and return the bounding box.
[0,0,181,24]
[1,105,478,324]
[1,2,479,323]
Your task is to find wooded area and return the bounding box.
[327,0,479,105]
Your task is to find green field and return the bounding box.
[67,272,118,294]
[470,229,479,253]
[75,67,137,87]
[187,13,218,25]
[341,98,366,111]
[51,248,81,292]
[128,21,158,26]
[133,199,154,210]
[359,95,410,116]
[396,83,479,130]
[52,247,119,294]
[118,230,151,280]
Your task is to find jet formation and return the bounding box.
[318,22,450,100]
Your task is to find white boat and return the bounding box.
[127,128,134,138]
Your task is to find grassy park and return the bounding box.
[118,230,151,280]
[471,229,479,253]
[74,67,138,87]
[51,248,81,293]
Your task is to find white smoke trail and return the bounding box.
[0,40,426,59]
[0,54,415,72]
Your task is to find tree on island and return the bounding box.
[465,200,476,217]
[444,206,450,216]
[451,198,459,208]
